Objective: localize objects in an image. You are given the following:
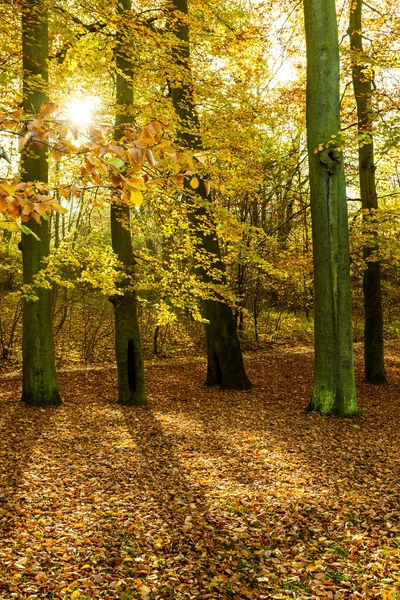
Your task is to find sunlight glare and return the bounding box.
[66,98,94,126]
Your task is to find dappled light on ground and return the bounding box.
[0,346,399,599]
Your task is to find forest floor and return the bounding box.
[0,345,399,600]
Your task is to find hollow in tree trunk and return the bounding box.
[110,0,146,405]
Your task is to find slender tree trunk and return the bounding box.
[169,0,251,389]
[349,0,386,384]
[110,0,146,405]
[20,0,61,406]
[303,0,357,415]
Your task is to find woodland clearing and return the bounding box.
[0,345,399,600]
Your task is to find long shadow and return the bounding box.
[119,402,286,598]
[1,350,399,599]
[0,373,60,505]
[168,348,400,498]
[0,367,138,598]
[0,372,63,597]
[140,350,400,595]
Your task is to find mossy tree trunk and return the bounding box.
[169,0,251,390]
[20,0,61,407]
[303,0,357,415]
[349,0,387,385]
[110,0,146,405]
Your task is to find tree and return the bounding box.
[349,0,387,385]
[20,0,61,406]
[110,0,146,405]
[168,0,251,390]
[303,0,357,415]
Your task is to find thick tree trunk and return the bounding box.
[20,0,61,407]
[169,0,251,389]
[303,0,357,415]
[349,0,386,385]
[110,0,146,405]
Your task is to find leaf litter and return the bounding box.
[0,345,399,599]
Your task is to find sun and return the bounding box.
[66,98,95,126]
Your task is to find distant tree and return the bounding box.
[303,0,357,415]
[168,0,251,390]
[20,0,61,406]
[349,0,387,385]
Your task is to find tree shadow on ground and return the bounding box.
[0,373,60,506]
[0,348,399,599]
[119,403,271,598]
[138,347,400,595]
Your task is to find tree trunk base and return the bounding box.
[363,373,388,386]
[204,299,252,390]
[118,393,147,407]
[306,390,359,417]
[205,362,252,390]
[112,293,146,407]
[21,389,62,407]
[205,377,252,391]
[205,344,252,390]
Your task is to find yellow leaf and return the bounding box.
[127,177,146,191]
[81,564,91,569]
[51,202,68,214]
[0,222,20,232]
[52,149,63,162]
[130,190,143,206]
[174,163,183,174]
[190,177,199,189]
[138,127,155,147]
[71,591,81,600]
[0,181,16,196]
[139,584,151,599]
[58,187,70,199]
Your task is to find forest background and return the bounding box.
[0,0,398,371]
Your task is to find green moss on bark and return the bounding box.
[303,0,357,416]
[20,0,61,407]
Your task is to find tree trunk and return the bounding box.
[20,0,61,407]
[110,0,146,406]
[303,0,357,415]
[349,0,387,385]
[169,0,251,390]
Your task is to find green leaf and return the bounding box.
[20,224,40,241]
[107,157,125,169]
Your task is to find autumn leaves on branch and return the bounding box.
[0,105,212,235]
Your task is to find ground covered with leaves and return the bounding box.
[0,346,399,600]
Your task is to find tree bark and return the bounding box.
[110,0,146,405]
[303,0,357,415]
[169,0,251,389]
[20,0,61,407]
[349,0,387,384]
